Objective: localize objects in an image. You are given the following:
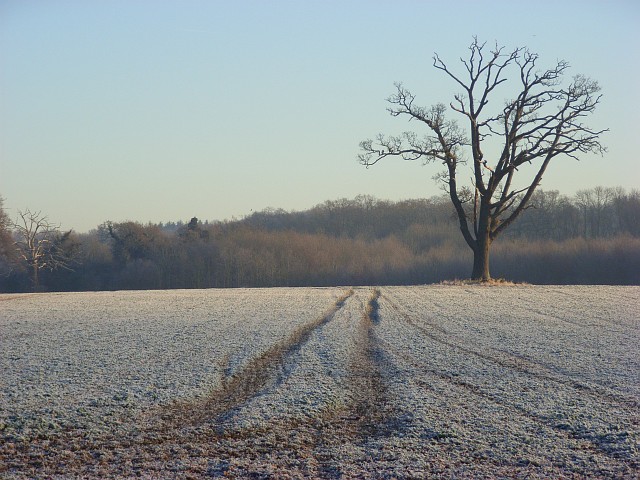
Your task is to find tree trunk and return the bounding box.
[471,239,491,281]
[32,262,40,291]
[471,204,492,281]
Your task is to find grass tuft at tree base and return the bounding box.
[439,278,529,286]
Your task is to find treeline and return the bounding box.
[1,187,639,292]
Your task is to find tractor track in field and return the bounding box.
[379,334,637,474]
[5,289,355,477]
[5,287,636,479]
[309,288,395,478]
[379,291,638,470]
[158,288,355,428]
[382,291,640,410]
[4,288,400,478]
[203,288,395,479]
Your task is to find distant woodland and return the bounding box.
[1,186,639,292]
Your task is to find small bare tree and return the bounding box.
[360,38,607,281]
[0,196,15,276]
[13,209,75,290]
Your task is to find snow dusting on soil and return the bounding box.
[1,286,638,478]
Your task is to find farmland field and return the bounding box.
[1,286,638,478]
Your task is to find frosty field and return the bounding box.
[1,286,638,478]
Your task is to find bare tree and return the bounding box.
[0,196,15,276]
[360,38,607,281]
[576,186,617,238]
[13,209,75,290]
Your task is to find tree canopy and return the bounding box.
[360,38,607,280]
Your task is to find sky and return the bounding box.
[1,0,639,232]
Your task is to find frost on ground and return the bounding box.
[0,286,638,478]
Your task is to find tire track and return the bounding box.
[382,291,640,410]
[381,335,637,470]
[161,287,394,479]
[6,289,356,478]
[309,288,395,477]
[5,287,635,478]
[17,287,396,478]
[161,288,355,427]
[378,293,638,467]
[202,288,395,479]
[351,287,387,437]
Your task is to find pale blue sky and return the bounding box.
[1,0,639,232]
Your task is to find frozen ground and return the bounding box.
[1,286,638,478]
